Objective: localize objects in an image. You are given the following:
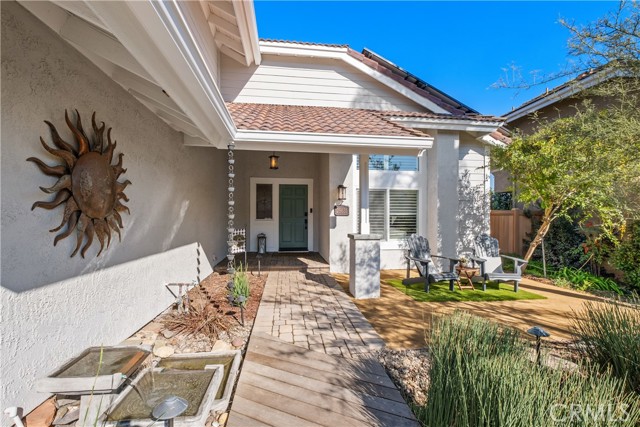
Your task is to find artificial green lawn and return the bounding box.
[386,279,546,302]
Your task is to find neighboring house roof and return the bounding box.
[227,103,431,138]
[258,39,476,117]
[504,67,611,122]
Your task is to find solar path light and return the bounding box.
[527,326,550,365]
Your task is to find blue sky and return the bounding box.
[254,1,618,116]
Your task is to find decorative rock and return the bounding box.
[142,322,164,333]
[231,337,244,348]
[119,338,143,346]
[53,408,79,426]
[218,412,229,425]
[53,405,68,422]
[153,345,175,358]
[25,397,56,427]
[211,340,232,352]
[54,399,77,408]
[162,329,177,339]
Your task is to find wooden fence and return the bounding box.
[490,209,532,256]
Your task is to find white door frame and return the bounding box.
[249,177,314,252]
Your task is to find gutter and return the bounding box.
[233,129,434,155]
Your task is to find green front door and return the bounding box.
[279,185,308,251]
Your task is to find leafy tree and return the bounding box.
[493,1,640,263]
[494,1,640,92]
[611,221,640,288]
[492,101,640,262]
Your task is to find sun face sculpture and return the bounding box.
[28,110,131,258]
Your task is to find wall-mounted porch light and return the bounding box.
[334,185,349,216]
[337,185,347,201]
[269,152,279,170]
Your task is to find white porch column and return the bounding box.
[426,131,460,265]
[359,154,370,234]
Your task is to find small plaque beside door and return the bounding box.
[334,205,350,216]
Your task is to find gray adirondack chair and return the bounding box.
[472,233,528,292]
[403,234,460,292]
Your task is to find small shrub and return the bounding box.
[420,311,640,426]
[491,191,513,210]
[555,266,622,295]
[611,221,640,289]
[572,300,640,393]
[228,263,250,307]
[529,214,588,270]
[163,294,225,341]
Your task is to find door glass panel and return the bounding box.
[256,184,272,219]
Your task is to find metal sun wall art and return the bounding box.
[28,110,131,258]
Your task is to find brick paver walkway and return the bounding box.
[250,253,386,358]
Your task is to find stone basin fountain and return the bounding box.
[157,350,241,412]
[36,348,241,426]
[36,346,150,395]
[102,365,223,427]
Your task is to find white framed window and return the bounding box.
[357,189,418,241]
[356,155,419,171]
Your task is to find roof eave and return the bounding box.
[504,69,615,122]
[233,129,434,155]
[387,117,504,133]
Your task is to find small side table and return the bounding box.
[456,266,479,291]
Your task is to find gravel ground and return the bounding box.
[377,347,431,406]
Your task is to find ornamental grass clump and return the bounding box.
[419,311,640,426]
[227,263,250,308]
[572,300,640,393]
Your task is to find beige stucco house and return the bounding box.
[1,1,505,418]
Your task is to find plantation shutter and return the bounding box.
[389,190,418,239]
[369,190,387,237]
[357,189,387,238]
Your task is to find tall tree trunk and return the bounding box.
[523,208,555,265]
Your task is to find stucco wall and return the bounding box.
[1,2,227,418]
[318,154,330,262]
[328,154,355,273]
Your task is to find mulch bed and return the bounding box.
[188,269,266,330]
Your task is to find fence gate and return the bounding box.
[490,209,532,256]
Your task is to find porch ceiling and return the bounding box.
[18,0,259,149]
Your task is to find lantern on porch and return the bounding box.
[257,233,267,255]
[269,152,279,170]
[337,185,347,201]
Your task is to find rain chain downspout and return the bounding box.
[227,143,236,277]
[226,143,246,325]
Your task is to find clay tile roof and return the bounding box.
[227,103,430,138]
[490,128,512,144]
[259,39,349,49]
